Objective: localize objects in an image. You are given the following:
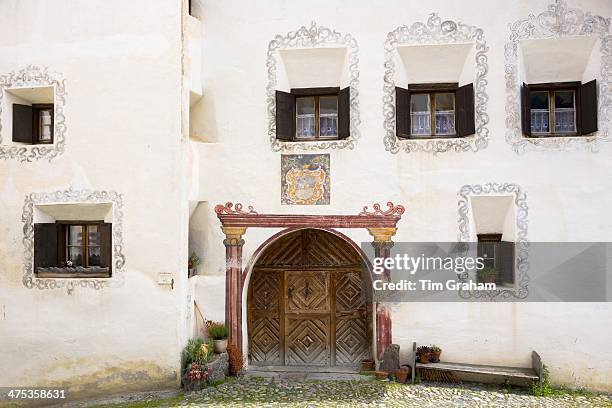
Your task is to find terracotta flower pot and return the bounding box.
[430,351,442,363]
[361,359,375,371]
[395,369,409,383]
[418,353,430,364]
[213,339,228,353]
[374,370,389,380]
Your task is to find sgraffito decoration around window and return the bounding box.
[457,183,529,300]
[281,154,330,205]
[0,65,67,162]
[22,188,126,293]
[267,22,360,152]
[505,0,612,153]
[383,14,490,154]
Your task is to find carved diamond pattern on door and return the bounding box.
[335,271,366,312]
[250,317,281,364]
[286,271,329,313]
[286,317,329,366]
[335,316,369,365]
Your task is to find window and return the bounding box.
[521,80,598,137]
[34,221,112,278]
[12,103,54,144]
[477,234,515,286]
[275,87,350,142]
[396,83,475,139]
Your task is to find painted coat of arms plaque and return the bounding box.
[281,154,330,205]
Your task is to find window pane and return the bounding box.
[67,246,83,266]
[296,97,315,138]
[39,110,52,141]
[88,246,101,266]
[434,93,455,135]
[554,91,576,133]
[68,225,83,246]
[530,91,550,133]
[410,94,430,135]
[319,96,337,137]
[87,225,100,246]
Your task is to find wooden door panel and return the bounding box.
[335,316,369,365]
[286,271,329,313]
[285,317,330,366]
[249,270,282,365]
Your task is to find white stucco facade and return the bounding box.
[0,0,611,399]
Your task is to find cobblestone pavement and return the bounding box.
[175,376,612,408]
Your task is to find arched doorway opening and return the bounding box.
[246,228,373,367]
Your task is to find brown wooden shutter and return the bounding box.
[396,86,410,138]
[580,79,598,135]
[456,83,475,137]
[275,90,295,141]
[34,223,59,271]
[338,87,350,139]
[499,241,515,285]
[521,83,531,137]
[100,223,113,273]
[12,104,34,144]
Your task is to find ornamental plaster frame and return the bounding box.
[383,13,490,154]
[267,22,360,152]
[457,183,529,300]
[22,188,126,293]
[0,65,67,162]
[504,0,612,153]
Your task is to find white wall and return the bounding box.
[191,0,612,392]
[0,0,189,399]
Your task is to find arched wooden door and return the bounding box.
[247,229,372,367]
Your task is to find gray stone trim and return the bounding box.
[457,183,529,300]
[504,0,612,153]
[0,65,67,162]
[383,13,489,154]
[22,188,126,293]
[267,22,360,152]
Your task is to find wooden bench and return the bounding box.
[411,342,542,386]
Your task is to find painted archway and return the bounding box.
[245,228,373,367]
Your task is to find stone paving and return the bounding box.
[174,376,612,408]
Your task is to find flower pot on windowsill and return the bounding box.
[213,339,228,354]
[361,359,375,371]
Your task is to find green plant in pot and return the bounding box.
[477,266,497,284]
[208,322,229,353]
[429,345,442,363]
[188,252,201,278]
[416,346,431,364]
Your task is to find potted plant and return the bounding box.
[208,322,229,353]
[395,367,409,383]
[477,266,497,284]
[188,252,201,278]
[430,345,442,363]
[361,358,375,371]
[374,370,389,380]
[416,346,431,364]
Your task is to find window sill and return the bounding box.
[527,133,583,138]
[400,134,462,140]
[35,266,111,279]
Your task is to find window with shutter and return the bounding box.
[520,80,597,137]
[11,103,55,144]
[34,221,112,278]
[397,83,474,138]
[276,87,347,142]
[477,234,515,286]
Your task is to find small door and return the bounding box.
[284,271,331,366]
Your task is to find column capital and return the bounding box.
[221,226,247,246]
[366,227,397,243]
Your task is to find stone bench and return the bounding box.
[411,342,542,386]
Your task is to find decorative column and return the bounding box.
[221,226,247,349]
[367,227,397,359]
